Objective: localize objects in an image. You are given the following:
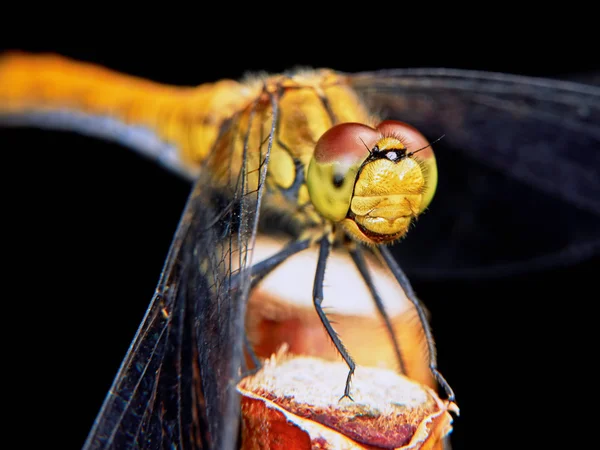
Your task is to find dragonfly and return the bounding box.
[1,52,599,450]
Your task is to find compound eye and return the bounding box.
[308,123,379,223]
[375,120,432,157]
[332,172,345,188]
[313,122,378,165]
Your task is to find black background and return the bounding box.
[2,18,598,450]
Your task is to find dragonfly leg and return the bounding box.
[237,238,312,375]
[249,238,311,289]
[230,238,311,291]
[379,246,456,402]
[348,244,407,375]
[243,333,262,375]
[313,234,356,401]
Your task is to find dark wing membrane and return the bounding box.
[350,69,600,279]
[82,91,277,450]
[557,71,600,86]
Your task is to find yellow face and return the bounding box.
[307,121,437,245]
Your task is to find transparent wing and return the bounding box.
[350,69,600,279]
[82,90,277,450]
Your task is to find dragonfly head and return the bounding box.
[307,121,438,245]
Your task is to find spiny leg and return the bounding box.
[313,234,356,401]
[348,244,407,375]
[379,246,455,402]
[230,238,311,291]
[250,238,311,289]
[236,238,311,374]
[243,333,261,375]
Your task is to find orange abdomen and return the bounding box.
[0,52,252,178]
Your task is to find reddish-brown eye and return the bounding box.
[314,122,378,164]
[375,120,433,157]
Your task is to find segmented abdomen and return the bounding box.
[0,52,252,179]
